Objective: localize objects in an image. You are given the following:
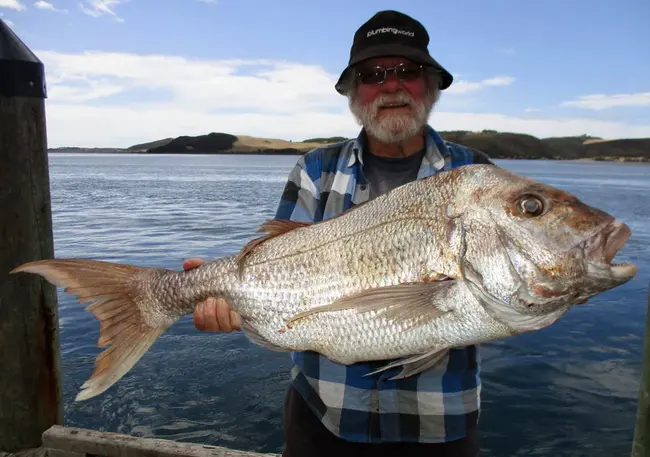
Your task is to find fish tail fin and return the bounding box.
[11,258,176,401]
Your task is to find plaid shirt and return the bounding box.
[274,125,493,444]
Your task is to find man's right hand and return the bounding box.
[183,257,242,333]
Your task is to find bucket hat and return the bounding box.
[335,10,453,94]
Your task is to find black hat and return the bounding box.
[335,10,453,94]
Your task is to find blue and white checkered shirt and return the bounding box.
[273,125,494,444]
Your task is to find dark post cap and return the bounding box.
[0,19,47,98]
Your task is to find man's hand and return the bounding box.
[183,258,242,333]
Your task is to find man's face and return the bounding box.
[348,56,439,144]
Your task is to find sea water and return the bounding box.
[47,153,650,456]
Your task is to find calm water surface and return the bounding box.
[48,154,650,456]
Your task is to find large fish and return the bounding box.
[10,164,637,401]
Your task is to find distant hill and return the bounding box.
[570,138,650,161]
[144,132,334,155]
[140,130,649,161]
[437,130,649,161]
[127,138,174,151]
[302,136,350,143]
[439,130,556,160]
[47,130,649,162]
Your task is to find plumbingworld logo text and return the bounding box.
[366,27,415,38]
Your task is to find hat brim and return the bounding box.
[334,43,453,94]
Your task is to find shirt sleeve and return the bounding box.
[470,147,495,165]
[274,155,321,223]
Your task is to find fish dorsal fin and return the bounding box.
[257,219,312,236]
[236,219,313,271]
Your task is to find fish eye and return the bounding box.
[517,195,545,218]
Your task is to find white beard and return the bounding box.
[348,89,439,144]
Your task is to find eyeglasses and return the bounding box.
[355,62,424,85]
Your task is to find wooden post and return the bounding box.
[632,283,650,456]
[0,18,63,453]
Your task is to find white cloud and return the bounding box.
[445,76,516,94]
[37,50,650,148]
[561,92,650,110]
[35,0,65,11]
[40,50,343,112]
[35,0,54,9]
[0,0,25,10]
[79,0,123,21]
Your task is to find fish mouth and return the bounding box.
[583,220,637,279]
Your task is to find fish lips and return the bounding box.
[583,220,637,281]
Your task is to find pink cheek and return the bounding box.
[356,86,379,103]
[405,81,428,98]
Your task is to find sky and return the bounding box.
[1,0,649,148]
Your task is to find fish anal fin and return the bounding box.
[285,280,456,328]
[235,219,313,273]
[241,320,291,352]
[365,348,450,379]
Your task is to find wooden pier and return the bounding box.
[0,425,279,457]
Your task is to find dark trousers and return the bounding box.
[281,385,480,457]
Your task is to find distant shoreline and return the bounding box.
[46,130,650,163]
[46,149,650,163]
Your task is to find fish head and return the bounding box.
[453,165,637,331]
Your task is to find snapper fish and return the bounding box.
[10,164,637,401]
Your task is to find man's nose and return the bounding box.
[378,73,403,92]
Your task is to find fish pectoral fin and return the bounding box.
[285,280,456,328]
[241,320,291,352]
[365,348,450,379]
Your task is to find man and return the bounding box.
[185,9,493,457]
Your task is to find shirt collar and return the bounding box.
[347,124,449,170]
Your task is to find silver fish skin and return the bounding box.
[10,164,637,401]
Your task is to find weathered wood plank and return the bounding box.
[47,449,84,457]
[0,446,48,457]
[42,426,280,457]
[0,18,62,454]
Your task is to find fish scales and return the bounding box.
[221,184,456,356]
[9,164,638,400]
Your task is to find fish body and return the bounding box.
[10,164,637,401]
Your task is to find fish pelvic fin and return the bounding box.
[365,348,450,379]
[11,258,175,401]
[285,280,455,329]
[235,219,312,275]
[240,320,291,352]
